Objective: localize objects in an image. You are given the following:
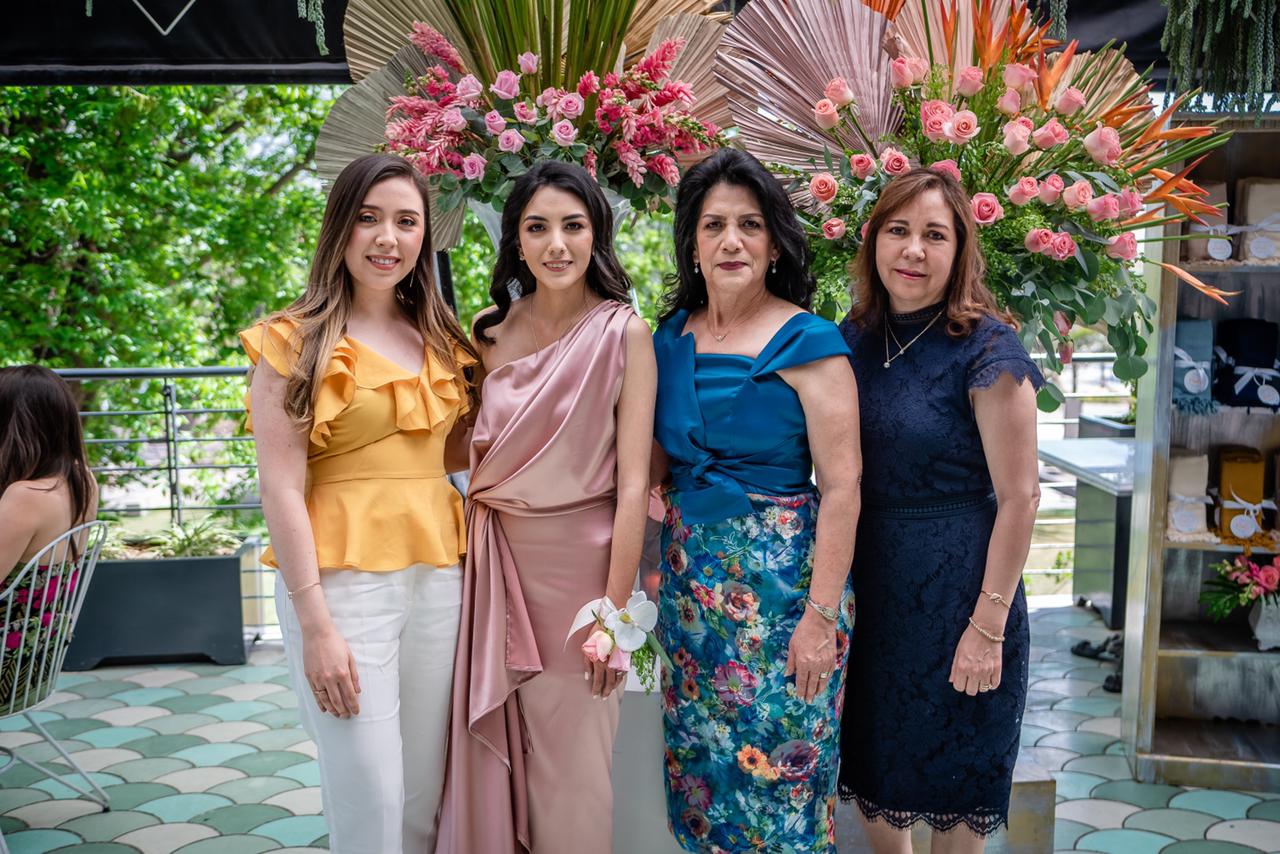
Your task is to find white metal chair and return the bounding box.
[0,521,109,851]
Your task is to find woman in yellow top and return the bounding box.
[241,153,478,854]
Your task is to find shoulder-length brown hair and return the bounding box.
[263,154,479,426]
[847,167,1013,337]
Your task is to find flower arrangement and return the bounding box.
[569,591,672,691]
[757,0,1231,408]
[384,24,726,214]
[1201,555,1280,621]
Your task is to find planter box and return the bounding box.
[65,539,256,669]
[1078,413,1135,439]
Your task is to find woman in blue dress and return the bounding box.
[837,168,1042,852]
[653,149,860,853]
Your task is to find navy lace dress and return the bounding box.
[837,304,1042,836]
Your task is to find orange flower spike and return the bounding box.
[1134,91,1196,149]
[1158,262,1239,306]
[1035,39,1078,109]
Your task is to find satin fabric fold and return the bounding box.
[436,300,633,854]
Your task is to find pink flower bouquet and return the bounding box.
[1202,555,1280,620]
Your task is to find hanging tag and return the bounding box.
[1207,237,1233,260]
[1183,368,1209,394]
[1249,235,1276,260]
[1230,513,1260,539]
[1259,384,1280,406]
[1171,503,1204,532]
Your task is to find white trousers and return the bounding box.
[277,563,462,854]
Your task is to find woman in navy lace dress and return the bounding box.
[837,168,1042,851]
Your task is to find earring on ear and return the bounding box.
[771,259,778,274]
[693,261,700,274]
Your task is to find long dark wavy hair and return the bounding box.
[659,148,815,321]
[262,154,479,427]
[473,161,633,345]
[0,366,96,530]
[847,167,1013,337]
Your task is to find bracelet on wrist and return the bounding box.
[980,589,1011,610]
[806,595,838,623]
[287,580,322,601]
[967,616,1005,643]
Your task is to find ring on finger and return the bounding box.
[818,671,830,679]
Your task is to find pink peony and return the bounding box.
[513,101,538,123]
[813,98,840,130]
[929,159,962,181]
[490,69,521,100]
[945,109,980,143]
[582,630,614,662]
[577,70,600,97]
[455,74,483,100]
[880,146,910,175]
[1039,173,1065,204]
[890,57,915,89]
[1084,124,1123,166]
[1002,119,1032,155]
[996,88,1021,115]
[440,107,466,133]
[1003,62,1037,92]
[850,153,876,180]
[809,172,839,204]
[971,192,1004,226]
[1007,176,1040,206]
[955,65,985,97]
[552,119,578,147]
[1062,179,1094,210]
[824,77,855,107]
[920,100,955,143]
[1087,193,1121,222]
[1024,227,1055,254]
[461,153,487,180]
[1048,231,1078,261]
[1105,232,1139,261]
[484,110,507,135]
[498,129,526,153]
[518,52,539,74]
[822,217,847,240]
[1055,86,1086,115]
[1118,187,1145,217]
[1032,118,1069,150]
[558,92,585,120]
[905,56,930,83]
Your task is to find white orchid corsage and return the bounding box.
[566,591,671,691]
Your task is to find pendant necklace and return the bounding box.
[707,291,768,342]
[529,290,590,355]
[883,309,944,368]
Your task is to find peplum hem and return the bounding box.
[840,789,1009,838]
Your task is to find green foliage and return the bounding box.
[1162,0,1279,113]
[102,517,241,559]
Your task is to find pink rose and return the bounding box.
[1087,192,1121,222]
[1084,124,1123,166]
[1062,179,1094,210]
[440,107,467,133]
[1024,227,1054,254]
[1053,311,1073,337]
[905,56,930,83]
[484,110,507,135]
[1002,62,1037,92]
[1002,119,1032,155]
[880,146,910,175]
[582,630,614,662]
[1118,187,1145,217]
[1039,173,1065,204]
[970,192,1004,226]
[945,109,979,143]
[955,66,985,97]
[552,119,578,147]
[535,86,559,109]
[1048,231,1078,261]
[558,92,585,120]
[1032,118,1069,150]
[490,69,521,100]
[461,153,487,180]
[921,99,954,122]
[455,74,483,100]
[513,101,538,123]
[850,153,876,180]
[518,52,539,74]
[498,129,526,153]
[809,172,839,204]
[1258,564,1280,593]
[890,57,915,89]
[1055,86,1086,115]
[929,159,961,181]
[1105,232,1139,261]
[822,217,847,239]
[996,88,1021,115]
[607,646,632,672]
[1007,176,1040,206]
[824,77,855,107]
[813,98,840,130]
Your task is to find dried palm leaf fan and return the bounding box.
[882,0,994,77]
[648,13,733,139]
[1041,47,1151,134]
[315,44,466,249]
[344,0,478,83]
[625,0,729,65]
[716,0,902,178]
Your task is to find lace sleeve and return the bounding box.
[965,320,1044,393]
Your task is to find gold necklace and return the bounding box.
[529,292,590,354]
[707,292,768,342]
[883,309,944,368]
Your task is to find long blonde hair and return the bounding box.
[264,154,478,426]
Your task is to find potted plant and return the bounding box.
[64,517,254,669]
[1200,554,1280,650]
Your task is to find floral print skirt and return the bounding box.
[657,489,853,854]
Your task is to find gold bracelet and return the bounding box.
[287,580,322,601]
[968,616,1005,643]
[981,590,1011,610]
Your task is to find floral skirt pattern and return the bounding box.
[2,565,80,710]
[658,489,853,854]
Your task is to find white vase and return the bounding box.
[1248,596,1280,651]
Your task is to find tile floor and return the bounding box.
[0,604,1276,853]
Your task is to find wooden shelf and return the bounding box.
[1178,261,1280,275]
[1162,539,1274,554]
[1159,620,1266,656]
[1137,718,1280,790]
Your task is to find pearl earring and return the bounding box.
[771,260,778,274]
[694,261,700,274]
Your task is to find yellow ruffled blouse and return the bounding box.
[239,317,474,572]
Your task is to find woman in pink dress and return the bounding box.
[435,161,657,854]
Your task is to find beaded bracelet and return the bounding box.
[807,596,839,622]
[287,580,321,601]
[968,616,1005,643]
[981,590,1011,609]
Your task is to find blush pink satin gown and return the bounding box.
[435,300,634,854]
